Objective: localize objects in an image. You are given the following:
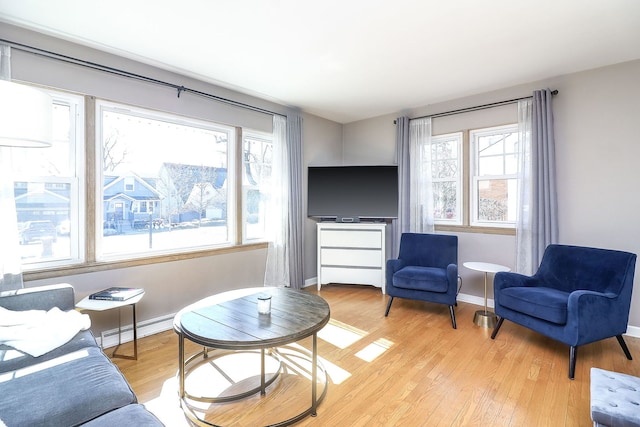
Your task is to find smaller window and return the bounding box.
[431,132,463,225]
[470,125,518,228]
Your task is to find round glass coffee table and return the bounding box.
[174,287,330,426]
[463,262,511,328]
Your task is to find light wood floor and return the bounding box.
[110,285,640,426]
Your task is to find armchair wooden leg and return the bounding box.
[569,346,577,380]
[490,317,504,339]
[616,335,633,360]
[449,305,457,329]
[384,297,394,317]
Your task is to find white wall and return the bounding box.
[342,59,640,330]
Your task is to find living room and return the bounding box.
[1,1,639,425]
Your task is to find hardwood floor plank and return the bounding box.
[110,285,640,426]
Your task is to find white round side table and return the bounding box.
[463,262,511,328]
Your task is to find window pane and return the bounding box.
[12,92,82,268]
[478,155,504,176]
[433,182,458,221]
[476,178,517,222]
[505,153,518,175]
[98,103,233,259]
[243,134,272,241]
[430,132,462,225]
[471,125,519,227]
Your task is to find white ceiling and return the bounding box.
[1,0,639,123]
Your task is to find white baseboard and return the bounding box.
[99,312,176,349]
[97,284,640,347]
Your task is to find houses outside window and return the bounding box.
[97,101,234,260]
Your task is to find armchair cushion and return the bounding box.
[392,266,449,292]
[500,287,570,325]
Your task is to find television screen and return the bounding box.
[307,165,398,221]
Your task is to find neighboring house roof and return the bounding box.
[103,173,162,201]
[15,189,70,205]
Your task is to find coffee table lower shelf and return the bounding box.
[178,340,328,427]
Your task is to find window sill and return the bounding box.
[23,242,268,282]
[435,224,516,236]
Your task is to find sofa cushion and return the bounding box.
[0,329,97,374]
[0,346,136,427]
[392,266,448,292]
[500,286,570,325]
[82,404,164,426]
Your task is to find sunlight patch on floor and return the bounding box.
[355,337,394,362]
[285,342,351,385]
[318,318,368,349]
[142,376,190,427]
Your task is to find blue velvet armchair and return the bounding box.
[491,244,637,379]
[385,233,459,328]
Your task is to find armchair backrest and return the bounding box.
[536,244,637,296]
[398,233,458,269]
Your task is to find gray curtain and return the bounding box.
[516,89,558,273]
[531,89,558,265]
[287,112,304,289]
[391,116,410,258]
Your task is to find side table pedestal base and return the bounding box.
[473,310,497,328]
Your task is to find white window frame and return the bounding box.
[95,100,236,261]
[19,88,85,270]
[431,132,463,226]
[470,124,518,228]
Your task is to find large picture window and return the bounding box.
[96,101,235,260]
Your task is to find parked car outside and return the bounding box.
[18,220,57,245]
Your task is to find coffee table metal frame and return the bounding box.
[174,287,330,427]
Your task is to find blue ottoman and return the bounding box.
[591,367,640,427]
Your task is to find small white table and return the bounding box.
[463,262,510,328]
[76,292,145,360]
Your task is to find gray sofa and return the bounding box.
[0,283,164,426]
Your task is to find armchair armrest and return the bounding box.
[494,271,537,291]
[447,263,458,288]
[0,284,75,312]
[386,259,407,286]
[568,289,628,343]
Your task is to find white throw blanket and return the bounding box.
[0,306,91,357]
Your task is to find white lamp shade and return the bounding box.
[0,80,52,147]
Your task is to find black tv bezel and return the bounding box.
[307,165,399,222]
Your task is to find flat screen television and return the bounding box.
[307,165,398,222]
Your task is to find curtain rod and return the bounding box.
[1,38,286,118]
[397,90,559,123]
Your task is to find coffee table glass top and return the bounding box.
[177,287,330,349]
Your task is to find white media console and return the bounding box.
[316,222,386,294]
